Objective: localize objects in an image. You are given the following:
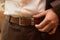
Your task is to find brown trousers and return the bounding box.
[1,16,60,40]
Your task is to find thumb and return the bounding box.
[33,11,47,18]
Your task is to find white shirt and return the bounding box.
[4,0,46,17]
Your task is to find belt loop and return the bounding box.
[19,17,22,25]
[9,16,11,23]
[5,15,11,22]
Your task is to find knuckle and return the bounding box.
[51,21,59,26]
[51,21,55,24]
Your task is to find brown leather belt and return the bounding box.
[9,16,44,26]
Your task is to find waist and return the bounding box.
[9,16,45,26]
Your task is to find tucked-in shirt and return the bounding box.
[4,0,46,17]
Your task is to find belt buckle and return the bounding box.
[19,17,34,26]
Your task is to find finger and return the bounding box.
[48,25,57,35]
[39,21,55,32]
[35,18,50,29]
[33,11,47,18]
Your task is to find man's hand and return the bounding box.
[33,9,59,35]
